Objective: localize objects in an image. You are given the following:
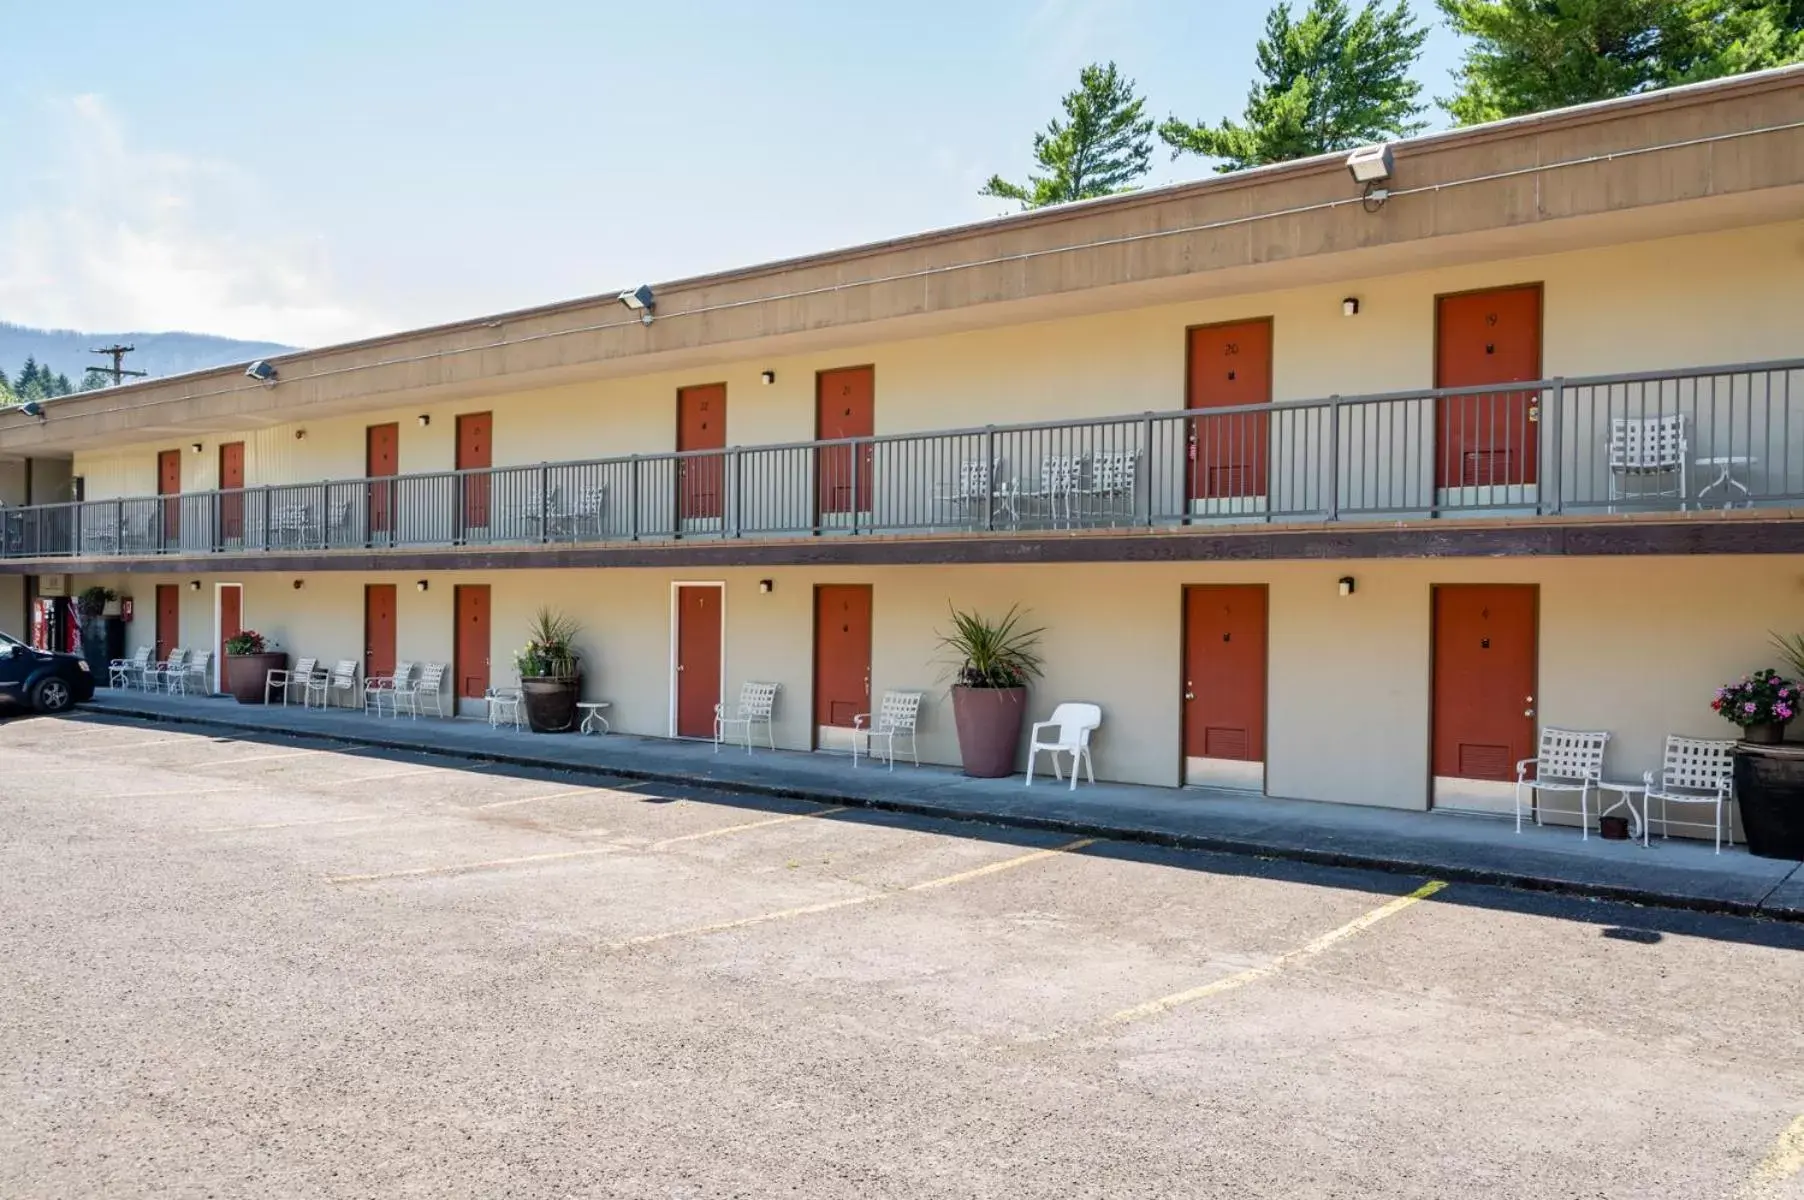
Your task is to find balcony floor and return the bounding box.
[65,688,1804,920]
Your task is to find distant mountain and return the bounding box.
[0,322,296,385]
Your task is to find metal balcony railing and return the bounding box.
[3,358,1800,561]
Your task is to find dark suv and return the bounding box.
[0,631,95,714]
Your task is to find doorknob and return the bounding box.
[1524,708,1535,717]
[1184,691,1195,701]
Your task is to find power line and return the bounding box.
[88,344,149,387]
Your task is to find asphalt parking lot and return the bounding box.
[3,713,1802,1199]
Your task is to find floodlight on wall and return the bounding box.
[245,360,279,386]
[16,400,45,420]
[617,284,656,325]
[1346,144,1393,212]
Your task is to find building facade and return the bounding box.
[5,68,1804,829]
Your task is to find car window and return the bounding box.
[0,632,21,650]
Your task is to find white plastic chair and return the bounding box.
[1026,702,1102,789]
[1515,727,1611,838]
[148,648,189,693]
[109,646,152,690]
[852,691,924,770]
[395,663,448,720]
[306,660,360,710]
[364,661,416,717]
[1607,415,1688,511]
[265,657,319,706]
[485,686,524,730]
[1643,735,1737,852]
[715,682,779,754]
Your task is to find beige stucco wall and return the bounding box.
[69,219,1804,507]
[75,555,1804,835]
[0,575,22,640]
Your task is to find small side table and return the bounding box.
[1596,780,1647,845]
[1696,455,1757,508]
[578,702,611,735]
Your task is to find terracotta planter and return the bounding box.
[1740,720,1790,745]
[522,676,582,733]
[951,686,1027,778]
[1733,744,1804,860]
[226,652,287,704]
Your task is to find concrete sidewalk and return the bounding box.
[74,688,1804,921]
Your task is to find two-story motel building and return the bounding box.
[5,68,1804,825]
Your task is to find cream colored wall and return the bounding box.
[69,219,1804,504]
[0,575,22,639]
[75,556,1804,831]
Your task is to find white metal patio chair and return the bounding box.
[147,648,189,693]
[174,650,213,696]
[1026,702,1102,789]
[363,661,416,717]
[265,657,320,706]
[1515,727,1612,838]
[1607,414,1688,511]
[108,646,152,690]
[1081,450,1139,522]
[1643,735,1737,852]
[1032,454,1084,527]
[715,681,779,754]
[306,660,360,710]
[852,690,924,770]
[485,685,525,731]
[395,663,448,720]
[935,459,1013,528]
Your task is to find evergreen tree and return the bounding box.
[1161,0,1429,172]
[982,62,1155,209]
[1439,0,1804,125]
[81,368,112,391]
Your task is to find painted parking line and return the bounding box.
[187,750,325,769]
[1740,1113,1804,1200]
[648,806,849,849]
[474,783,651,811]
[611,837,1096,950]
[326,845,624,885]
[199,812,423,834]
[1102,880,1448,1028]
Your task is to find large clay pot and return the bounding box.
[522,676,582,733]
[227,652,287,704]
[951,686,1028,778]
[1733,743,1804,860]
[1740,720,1790,745]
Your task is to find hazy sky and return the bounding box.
[0,1,1464,348]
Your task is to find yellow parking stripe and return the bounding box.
[1104,880,1448,1026]
[649,807,849,849]
[327,845,622,885]
[612,837,1095,949]
[1740,1113,1804,1199]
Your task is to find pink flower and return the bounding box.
[1745,702,1759,713]
[1778,706,1794,720]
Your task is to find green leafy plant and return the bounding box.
[937,604,1045,690]
[224,629,268,655]
[75,586,117,617]
[514,607,582,679]
[1771,631,1804,681]
[1712,667,1798,728]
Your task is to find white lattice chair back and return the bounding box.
[416,663,446,691]
[1609,415,1686,471]
[957,459,992,498]
[1040,455,1082,494]
[292,657,319,679]
[189,650,212,676]
[329,660,359,685]
[1047,701,1102,745]
[165,648,190,667]
[576,485,607,514]
[876,691,923,733]
[738,681,778,719]
[390,661,417,685]
[1658,736,1735,792]
[1091,451,1137,493]
[1536,727,1610,780]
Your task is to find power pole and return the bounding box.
[89,344,149,387]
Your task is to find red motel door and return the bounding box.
[816,367,875,517]
[456,412,492,533]
[454,584,491,702]
[1432,585,1538,784]
[676,586,723,738]
[158,449,182,543]
[364,584,397,682]
[154,584,180,663]
[218,442,245,543]
[1435,286,1542,490]
[1187,320,1272,502]
[813,585,872,735]
[219,584,243,693]
[367,423,400,537]
[1183,585,1268,765]
[677,384,727,522]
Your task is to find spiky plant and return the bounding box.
[515,607,582,680]
[937,604,1045,690]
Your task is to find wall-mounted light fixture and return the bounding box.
[758,579,774,594]
[1341,297,1360,317]
[617,284,656,326]
[417,414,430,427]
[245,360,279,386]
[1339,576,1357,597]
[15,400,45,420]
[190,442,203,453]
[294,429,307,441]
[760,370,776,386]
[416,580,430,593]
[189,580,202,592]
[1346,143,1393,212]
[292,579,305,590]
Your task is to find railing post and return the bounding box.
[1140,414,1155,526]
[539,463,550,544]
[730,449,743,539]
[1546,378,1564,516]
[982,426,996,532]
[849,439,861,536]
[1326,395,1341,522]
[261,488,272,552]
[628,456,640,542]
[115,499,125,555]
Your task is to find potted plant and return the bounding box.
[75,586,122,679]
[1728,637,1804,860]
[938,604,1043,778]
[1710,668,1797,744]
[515,607,583,733]
[76,586,118,618]
[223,630,287,704]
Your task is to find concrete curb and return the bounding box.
[81,700,1804,924]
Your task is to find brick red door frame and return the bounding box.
[218,442,245,543]
[1430,584,1538,792]
[815,366,875,518]
[1186,319,1272,502]
[677,384,728,523]
[367,423,400,541]
[1182,584,1268,770]
[1434,284,1543,491]
[453,584,491,704]
[813,584,872,742]
[157,449,182,544]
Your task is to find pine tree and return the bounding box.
[982,62,1155,209]
[81,368,112,391]
[1161,0,1429,172]
[1439,0,1804,125]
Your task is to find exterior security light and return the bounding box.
[1342,297,1360,317]
[191,442,203,453]
[416,580,430,592]
[189,580,202,592]
[617,284,656,325]
[16,400,45,419]
[418,414,430,427]
[245,360,278,385]
[1339,576,1357,596]
[760,370,776,386]
[1346,144,1393,185]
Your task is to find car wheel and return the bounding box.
[31,677,74,714]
